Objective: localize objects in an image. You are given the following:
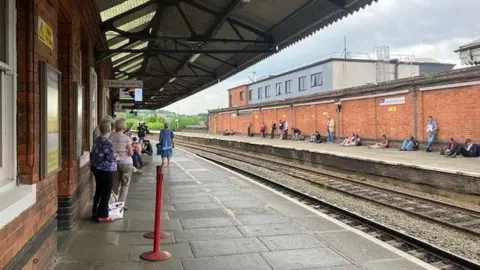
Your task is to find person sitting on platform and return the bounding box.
[131,137,145,171]
[446,139,479,158]
[440,138,458,156]
[292,127,302,140]
[341,133,356,146]
[368,134,389,149]
[310,131,320,142]
[344,134,361,147]
[142,140,153,156]
[399,136,419,151]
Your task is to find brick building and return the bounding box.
[228,84,249,107]
[209,67,480,145]
[0,0,113,268]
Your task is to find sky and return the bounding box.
[164,0,480,115]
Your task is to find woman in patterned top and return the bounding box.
[91,120,117,222]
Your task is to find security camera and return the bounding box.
[335,100,342,106]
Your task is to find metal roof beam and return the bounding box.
[102,31,271,44]
[176,3,196,35]
[182,0,271,40]
[329,0,346,9]
[99,48,275,54]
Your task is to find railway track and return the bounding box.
[177,141,480,236]
[178,142,480,270]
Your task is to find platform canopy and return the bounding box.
[96,0,376,109]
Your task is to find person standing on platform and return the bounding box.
[93,115,115,142]
[260,122,267,138]
[91,120,117,222]
[271,121,277,139]
[247,122,252,137]
[109,118,134,211]
[425,116,439,152]
[159,123,175,166]
[283,120,289,140]
[326,117,335,143]
[278,120,284,139]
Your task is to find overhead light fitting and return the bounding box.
[168,77,176,83]
[188,53,201,63]
[159,87,164,92]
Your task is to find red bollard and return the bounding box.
[140,166,171,261]
[143,166,171,239]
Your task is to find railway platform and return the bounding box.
[175,133,480,202]
[53,148,434,270]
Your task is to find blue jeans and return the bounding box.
[328,132,334,143]
[401,140,414,151]
[427,133,436,150]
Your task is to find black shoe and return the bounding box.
[426,149,432,152]
[124,206,130,211]
[91,215,98,221]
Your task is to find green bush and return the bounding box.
[126,119,138,130]
[147,122,165,131]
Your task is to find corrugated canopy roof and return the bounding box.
[95,0,377,109]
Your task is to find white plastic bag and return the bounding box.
[108,202,124,220]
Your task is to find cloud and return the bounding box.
[165,0,480,114]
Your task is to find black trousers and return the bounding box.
[92,168,114,218]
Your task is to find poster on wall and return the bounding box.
[40,62,61,178]
[74,82,84,158]
[89,68,97,148]
[379,96,405,106]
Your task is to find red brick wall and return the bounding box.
[342,99,376,138]
[294,106,315,133]
[253,110,262,133]
[0,177,57,269]
[420,86,480,142]
[375,94,414,139]
[5,0,111,268]
[262,108,277,128]
[23,235,56,270]
[315,104,337,135]
[228,85,248,107]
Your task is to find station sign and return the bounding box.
[379,96,405,106]
[104,80,143,88]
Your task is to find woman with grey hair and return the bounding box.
[109,118,134,210]
[93,115,115,141]
[158,122,175,166]
[91,120,117,222]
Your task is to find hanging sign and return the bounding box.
[104,80,143,88]
[379,96,405,106]
[38,17,54,50]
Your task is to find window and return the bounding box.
[311,72,323,87]
[0,0,6,63]
[258,87,263,99]
[285,80,292,94]
[239,91,244,101]
[276,83,282,96]
[265,85,271,98]
[248,90,252,101]
[298,76,306,91]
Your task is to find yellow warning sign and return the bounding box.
[388,107,397,112]
[322,112,328,116]
[38,17,54,50]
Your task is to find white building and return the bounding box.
[247,58,455,105]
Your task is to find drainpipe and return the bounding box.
[394,59,399,80]
[412,87,418,138]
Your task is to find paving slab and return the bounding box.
[361,258,428,270]
[313,231,401,262]
[261,248,352,270]
[173,202,223,211]
[182,253,272,270]
[180,217,242,229]
[190,238,269,257]
[173,226,244,242]
[238,222,307,237]
[259,234,327,251]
